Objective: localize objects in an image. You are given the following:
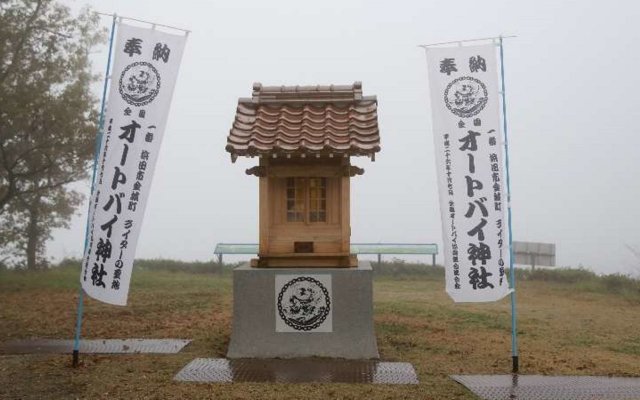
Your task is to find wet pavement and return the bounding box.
[0,338,191,354]
[175,358,419,384]
[451,374,640,400]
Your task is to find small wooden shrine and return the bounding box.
[226,82,380,268]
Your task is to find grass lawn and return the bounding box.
[1,262,639,399]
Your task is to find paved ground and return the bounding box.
[174,358,419,384]
[452,374,640,400]
[0,339,191,354]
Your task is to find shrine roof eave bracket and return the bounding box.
[228,149,379,163]
[244,165,365,177]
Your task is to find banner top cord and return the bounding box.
[94,12,191,34]
[419,35,517,48]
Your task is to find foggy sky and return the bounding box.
[52,0,640,275]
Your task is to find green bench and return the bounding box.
[213,243,438,267]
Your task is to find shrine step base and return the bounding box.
[174,358,419,384]
[227,261,379,359]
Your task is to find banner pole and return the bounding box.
[498,35,519,374]
[72,13,117,368]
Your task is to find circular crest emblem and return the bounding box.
[444,76,488,118]
[119,62,161,107]
[277,276,330,331]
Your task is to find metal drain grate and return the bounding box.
[0,339,191,354]
[451,374,640,400]
[175,358,419,384]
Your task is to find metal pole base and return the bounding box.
[512,355,519,374]
[72,349,79,368]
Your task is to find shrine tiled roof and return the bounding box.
[226,82,380,161]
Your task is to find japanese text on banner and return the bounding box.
[426,44,512,303]
[81,23,187,306]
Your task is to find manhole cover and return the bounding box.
[175,358,419,384]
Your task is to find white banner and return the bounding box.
[81,23,187,305]
[426,44,512,302]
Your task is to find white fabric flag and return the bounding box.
[426,44,512,302]
[81,23,187,305]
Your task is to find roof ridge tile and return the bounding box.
[227,83,380,158]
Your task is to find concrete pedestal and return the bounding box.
[226,261,379,359]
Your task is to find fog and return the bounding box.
[51,0,640,275]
